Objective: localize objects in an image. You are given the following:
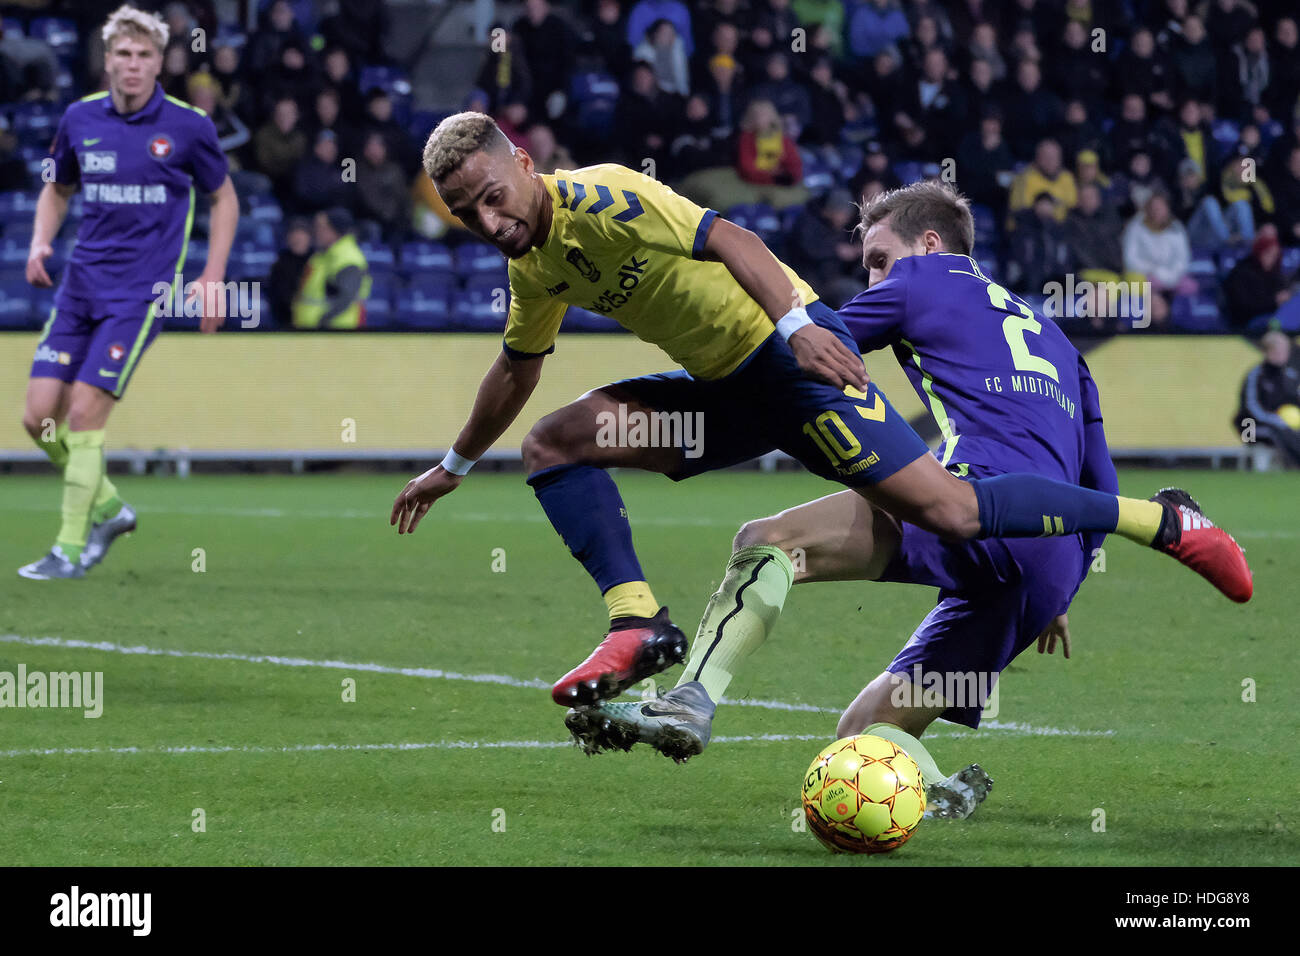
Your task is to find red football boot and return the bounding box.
[1151,488,1253,603]
[552,608,688,706]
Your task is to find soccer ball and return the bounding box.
[801,734,926,854]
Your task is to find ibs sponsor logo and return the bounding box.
[585,254,648,314]
[50,886,150,936]
[81,150,116,173]
[34,344,71,365]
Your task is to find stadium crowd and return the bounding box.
[5,0,1300,335]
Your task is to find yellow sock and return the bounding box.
[604,581,659,622]
[1115,497,1164,546]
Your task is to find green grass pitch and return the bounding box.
[0,468,1295,866]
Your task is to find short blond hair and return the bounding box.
[423,111,514,182]
[102,4,169,53]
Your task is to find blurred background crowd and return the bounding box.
[5,0,1300,338]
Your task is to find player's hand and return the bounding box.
[26,242,54,287]
[1035,613,1071,659]
[391,465,463,534]
[187,272,228,334]
[789,324,870,391]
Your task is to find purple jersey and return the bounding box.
[49,83,227,306]
[839,252,1110,488]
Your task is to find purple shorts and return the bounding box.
[877,521,1088,728]
[30,293,162,398]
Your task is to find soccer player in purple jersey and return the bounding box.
[566,183,1251,816]
[19,5,237,580]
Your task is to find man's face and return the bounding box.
[106,36,162,100]
[1036,142,1061,176]
[1079,185,1101,214]
[312,214,335,249]
[860,216,934,286]
[438,147,544,259]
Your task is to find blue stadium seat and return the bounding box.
[1171,293,1228,332]
[235,218,276,247]
[1187,254,1218,278]
[453,241,507,276]
[1283,247,1300,273]
[394,277,453,329]
[28,17,78,50]
[231,169,273,197]
[1,17,23,35]
[1,238,30,266]
[363,283,393,328]
[0,190,38,218]
[893,161,923,185]
[400,240,454,273]
[1212,120,1241,150]
[358,66,412,124]
[229,242,275,279]
[1218,247,1248,272]
[406,109,448,144]
[570,72,619,137]
[972,204,998,242]
[451,276,509,331]
[245,192,283,222]
[0,278,34,329]
[800,153,835,194]
[360,241,396,275]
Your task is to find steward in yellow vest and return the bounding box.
[292,207,372,328]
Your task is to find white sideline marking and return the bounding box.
[0,733,827,760]
[0,634,1114,738]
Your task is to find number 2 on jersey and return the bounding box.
[986,282,1059,382]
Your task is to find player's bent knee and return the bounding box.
[733,515,792,552]
[521,419,570,473]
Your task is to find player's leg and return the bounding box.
[567,491,903,759]
[760,304,1251,602]
[525,373,775,705]
[23,376,71,467]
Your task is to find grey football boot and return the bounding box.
[924,764,994,819]
[18,545,86,580]
[81,502,137,569]
[565,680,717,763]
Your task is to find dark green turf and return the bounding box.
[0,469,1295,865]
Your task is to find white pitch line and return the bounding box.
[0,733,828,760]
[0,634,1114,737]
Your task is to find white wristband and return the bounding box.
[776,307,813,341]
[440,449,476,476]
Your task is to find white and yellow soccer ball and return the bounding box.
[801,734,926,854]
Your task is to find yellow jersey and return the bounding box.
[504,163,819,380]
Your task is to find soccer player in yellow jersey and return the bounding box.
[391,113,1250,710]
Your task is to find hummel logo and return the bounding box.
[545,281,569,296]
[82,137,102,146]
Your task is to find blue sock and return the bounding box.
[527,463,646,592]
[970,473,1119,538]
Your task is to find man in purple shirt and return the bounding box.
[20,4,238,580]
[566,182,1252,817]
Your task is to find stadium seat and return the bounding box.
[893,161,923,185]
[800,152,835,194]
[229,242,275,280]
[399,240,454,274]
[362,284,393,328]
[235,218,276,247]
[569,72,619,138]
[28,17,78,50]
[1187,255,1218,278]
[1283,247,1300,273]
[453,241,507,276]
[0,238,30,266]
[393,276,453,330]
[451,275,509,331]
[0,278,34,329]
[1218,247,1248,272]
[245,193,283,223]
[0,190,38,219]
[1171,293,1228,332]
[972,204,998,242]
[231,170,274,197]
[359,241,396,275]
[1212,119,1242,151]
[357,65,412,124]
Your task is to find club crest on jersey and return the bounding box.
[107,342,126,362]
[565,248,600,282]
[147,134,174,160]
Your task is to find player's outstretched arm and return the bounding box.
[26,182,75,288]
[391,350,544,534]
[190,175,239,333]
[700,216,867,391]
